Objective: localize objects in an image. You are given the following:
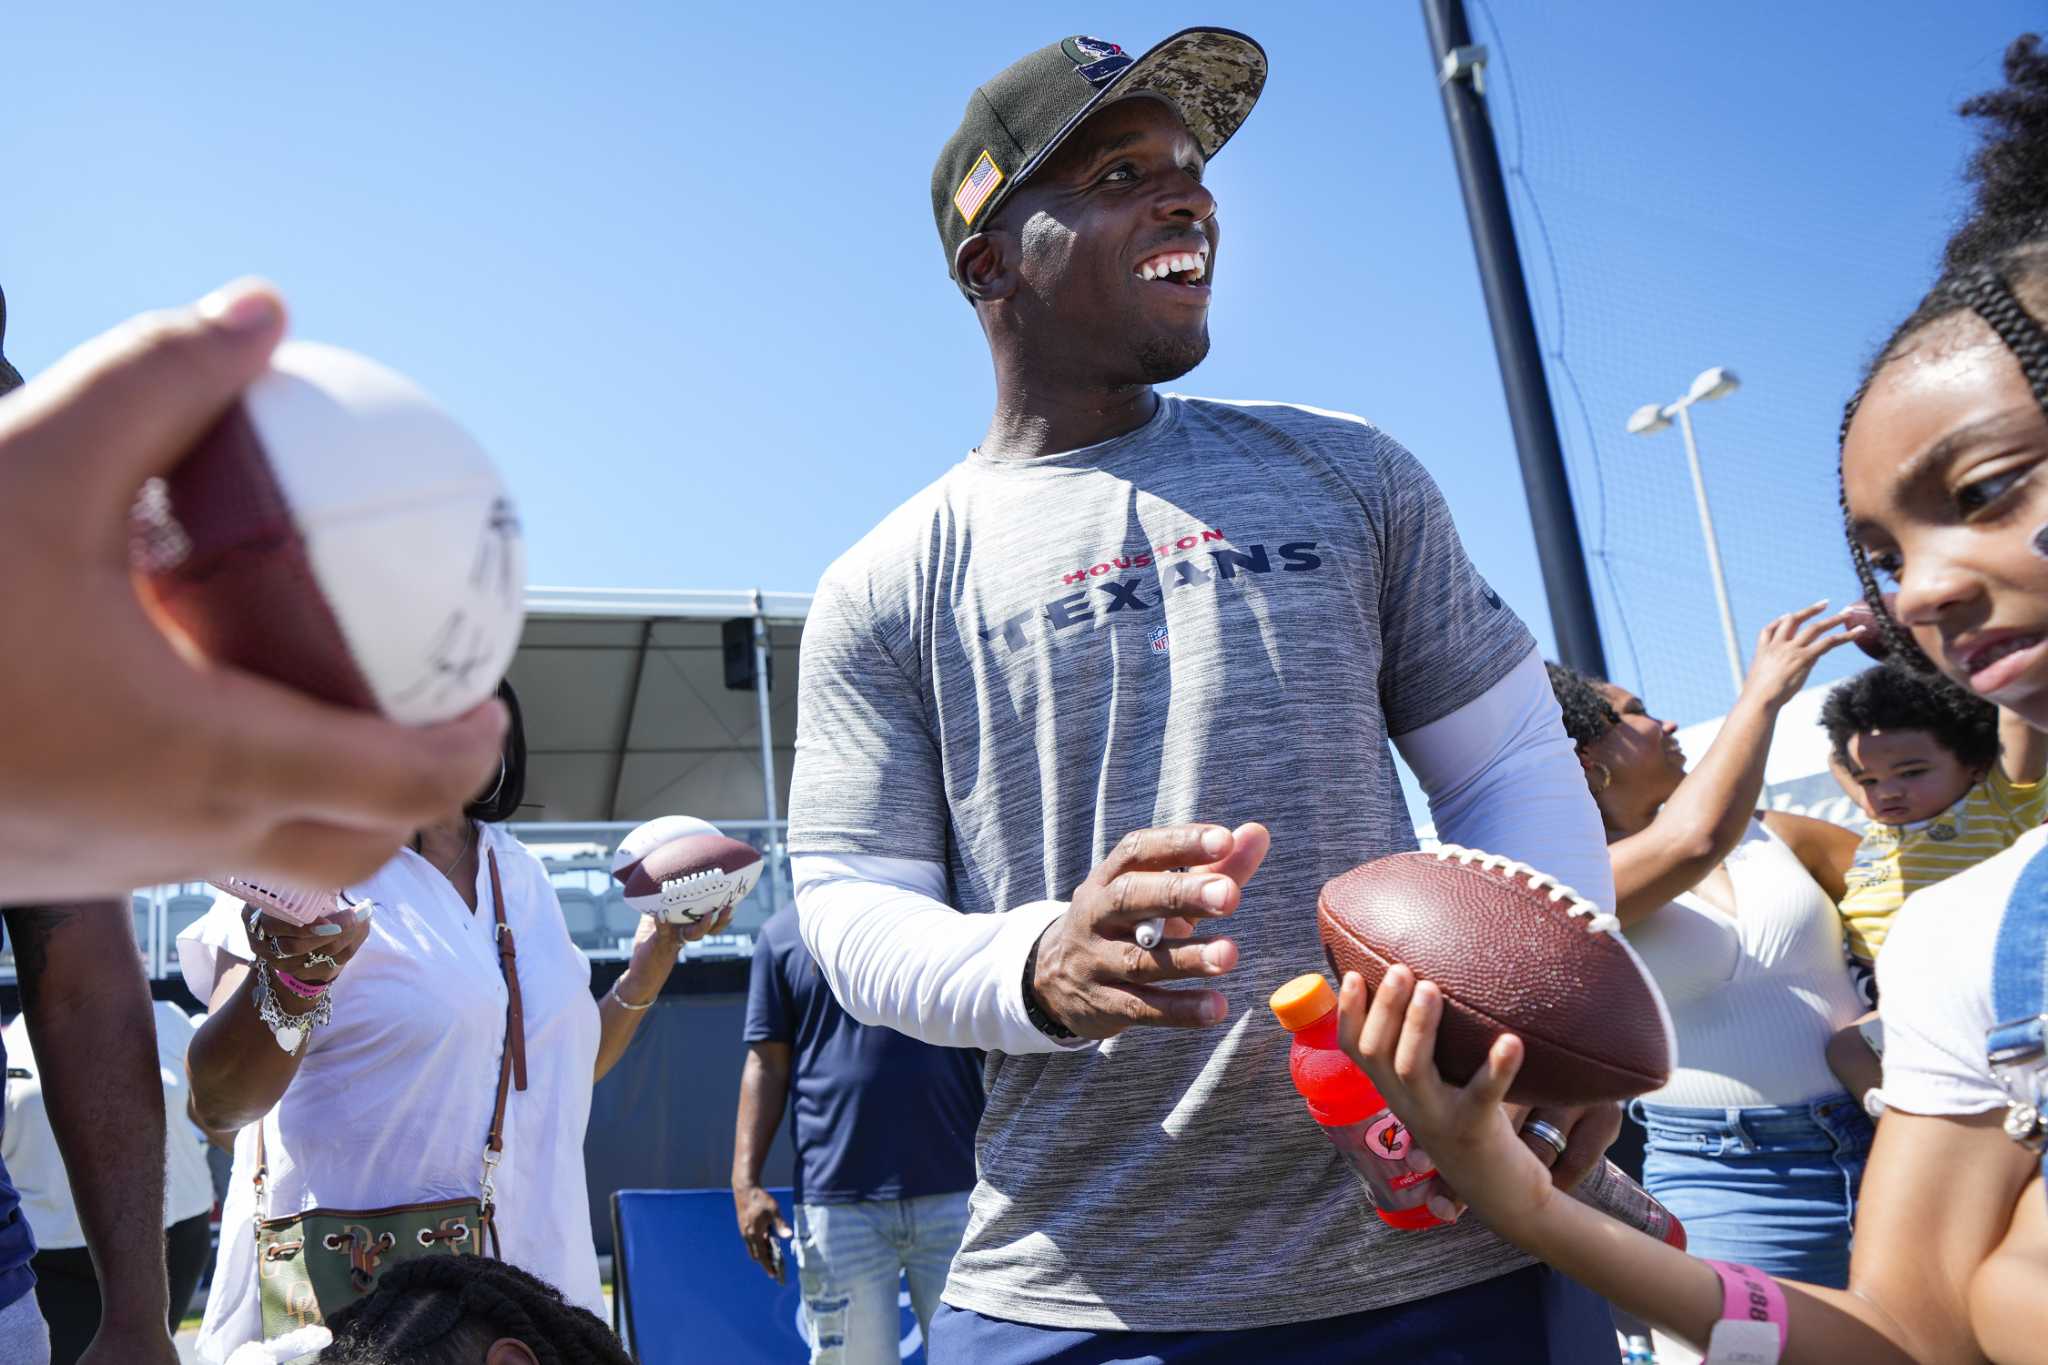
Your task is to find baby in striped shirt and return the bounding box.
[1821,664,2046,1106]
[1825,665,2047,984]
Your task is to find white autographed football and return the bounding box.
[609,815,764,925]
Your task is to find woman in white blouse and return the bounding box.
[1544,605,1868,1289]
[179,684,731,1363]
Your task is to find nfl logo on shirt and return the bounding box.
[1149,625,1171,654]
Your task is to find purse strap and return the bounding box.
[253,836,529,1244]
[479,846,528,1249]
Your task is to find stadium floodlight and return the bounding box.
[1688,366,1740,404]
[1627,367,1746,700]
[1625,403,1671,436]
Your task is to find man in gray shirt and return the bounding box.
[788,28,1622,1361]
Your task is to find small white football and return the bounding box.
[133,341,525,725]
[609,815,764,925]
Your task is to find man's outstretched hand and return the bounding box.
[1030,822,1269,1039]
[0,280,507,900]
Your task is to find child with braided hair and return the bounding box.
[1337,33,2048,1364]
[315,1257,630,1365]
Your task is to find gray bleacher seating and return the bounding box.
[164,891,216,970]
[132,893,155,970]
[557,888,606,951]
[600,888,639,947]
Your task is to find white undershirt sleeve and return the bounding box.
[793,648,1603,1053]
[1393,646,1616,912]
[791,853,1094,1055]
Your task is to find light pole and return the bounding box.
[1627,367,1745,699]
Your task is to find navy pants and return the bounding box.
[928,1264,1613,1364]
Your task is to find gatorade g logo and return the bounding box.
[1365,1113,1412,1161]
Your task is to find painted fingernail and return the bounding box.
[1201,827,1231,856]
[196,279,281,333]
[312,923,343,937]
[1203,878,1232,909]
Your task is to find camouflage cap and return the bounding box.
[931,28,1267,281]
[0,287,20,396]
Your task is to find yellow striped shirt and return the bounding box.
[1842,765,2048,963]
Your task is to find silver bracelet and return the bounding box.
[253,960,331,1054]
[610,981,657,1012]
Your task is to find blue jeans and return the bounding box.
[1632,1094,1874,1288]
[927,1265,1613,1363]
[0,1291,49,1365]
[794,1191,972,1365]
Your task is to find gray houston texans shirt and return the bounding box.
[787,394,1539,1331]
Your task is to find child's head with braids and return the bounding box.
[316,1257,632,1365]
[1841,35,2048,731]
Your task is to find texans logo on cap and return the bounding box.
[1062,36,1132,88]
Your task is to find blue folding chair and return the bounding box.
[610,1188,927,1363]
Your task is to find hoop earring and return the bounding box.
[1586,762,1612,796]
[478,756,507,808]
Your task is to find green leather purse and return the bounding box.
[253,849,529,1337]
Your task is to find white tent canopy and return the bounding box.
[510,587,810,826]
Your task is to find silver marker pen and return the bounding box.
[1136,864,1197,950]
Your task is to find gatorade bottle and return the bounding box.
[1270,973,1447,1229]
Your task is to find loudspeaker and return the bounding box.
[722,617,770,691]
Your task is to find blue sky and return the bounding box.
[5,2,2040,734]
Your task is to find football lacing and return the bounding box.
[659,870,721,906]
[1430,844,1620,933]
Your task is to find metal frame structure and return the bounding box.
[4,586,814,986]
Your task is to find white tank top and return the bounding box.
[1624,819,1864,1108]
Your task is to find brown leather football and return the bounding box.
[1319,845,1674,1105]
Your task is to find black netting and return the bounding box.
[1468,1,2009,722]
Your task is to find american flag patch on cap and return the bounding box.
[952,150,1004,225]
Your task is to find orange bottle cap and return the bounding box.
[1269,973,1337,1031]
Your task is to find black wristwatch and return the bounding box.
[1021,933,1078,1041]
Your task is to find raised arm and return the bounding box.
[5,903,174,1364]
[1608,604,1857,923]
[593,909,731,1083]
[185,902,369,1132]
[1392,648,1613,911]
[1338,964,2029,1365]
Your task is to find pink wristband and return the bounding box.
[1704,1260,1786,1363]
[273,969,329,1000]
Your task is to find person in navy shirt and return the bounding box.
[735,907,982,1365]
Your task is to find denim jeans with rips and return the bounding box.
[794,1190,972,1365]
